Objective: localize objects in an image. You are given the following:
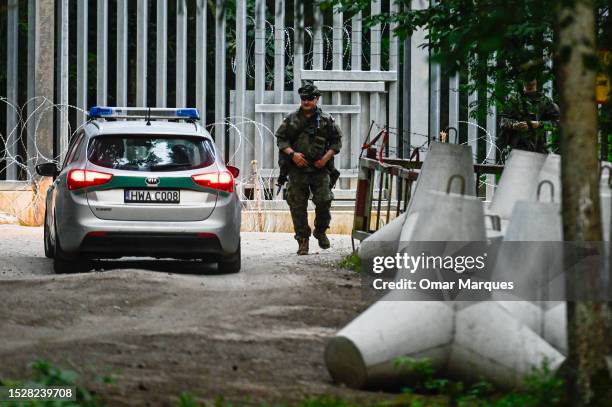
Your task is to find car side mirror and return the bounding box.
[36,163,60,177]
[226,165,240,178]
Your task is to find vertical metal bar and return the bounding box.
[370,1,381,130]
[313,4,323,70]
[77,0,88,124]
[486,92,498,201]
[273,0,285,165]
[117,0,127,106]
[430,63,441,141]
[293,1,304,92]
[375,170,384,231]
[27,0,37,176]
[236,0,247,171]
[176,0,187,107]
[57,0,69,159]
[254,0,266,165]
[386,173,393,223]
[6,0,19,179]
[429,0,440,141]
[370,1,381,71]
[332,8,343,71]
[350,12,362,184]
[97,0,108,105]
[389,1,399,159]
[468,83,478,159]
[396,177,403,216]
[28,0,55,175]
[410,0,429,155]
[402,34,411,157]
[136,0,148,106]
[449,73,460,133]
[195,0,207,118]
[157,0,168,107]
[332,7,346,187]
[215,0,227,155]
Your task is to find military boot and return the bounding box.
[313,231,330,249]
[297,238,309,255]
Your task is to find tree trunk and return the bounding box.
[556,0,612,405]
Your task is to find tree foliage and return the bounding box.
[323,0,611,112]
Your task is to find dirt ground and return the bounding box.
[0,225,393,406]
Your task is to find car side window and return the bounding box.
[63,133,84,169]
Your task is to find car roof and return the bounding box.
[88,120,206,136]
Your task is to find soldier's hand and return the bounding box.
[531,121,540,129]
[293,152,309,168]
[314,158,327,169]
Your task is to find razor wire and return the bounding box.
[234,20,375,86]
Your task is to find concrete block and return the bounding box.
[449,302,564,387]
[543,302,568,355]
[406,142,475,216]
[488,149,546,219]
[325,301,454,388]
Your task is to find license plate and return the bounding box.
[124,189,180,203]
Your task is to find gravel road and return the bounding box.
[0,225,386,406]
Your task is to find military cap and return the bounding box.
[298,83,321,97]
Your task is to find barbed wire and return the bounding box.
[233,21,378,86]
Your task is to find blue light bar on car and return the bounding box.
[88,106,201,121]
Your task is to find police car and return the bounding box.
[36,107,241,274]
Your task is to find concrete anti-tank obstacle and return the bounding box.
[357,212,407,266]
[530,153,561,203]
[406,142,476,216]
[488,149,546,220]
[329,166,563,388]
[358,142,475,273]
[491,180,567,355]
[328,150,567,389]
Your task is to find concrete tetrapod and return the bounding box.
[357,212,408,266]
[491,184,567,355]
[405,142,476,216]
[328,177,564,389]
[488,149,546,220]
[530,153,561,203]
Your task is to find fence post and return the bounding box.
[27,0,55,177]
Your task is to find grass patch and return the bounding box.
[390,357,565,407]
[0,359,105,406]
[338,252,361,273]
[0,359,564,407]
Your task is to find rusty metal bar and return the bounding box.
[386,173,393,223]
[375,171,385,231]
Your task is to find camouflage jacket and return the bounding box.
[275,107,342,165]
[499,91,560,152]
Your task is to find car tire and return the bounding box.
[43,209,54,259]
[53,222,90,274]
[217,244,241,274]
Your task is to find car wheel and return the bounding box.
[53,222,90,274]
[217,244,241,274]
[43,209,54,259]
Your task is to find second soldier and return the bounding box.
[275,83,342,255]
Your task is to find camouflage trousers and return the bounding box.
[286,169,333,240]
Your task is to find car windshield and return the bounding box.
[87,135,215,172]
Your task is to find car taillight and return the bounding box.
[192,171,234,193]
[67,169,113,190]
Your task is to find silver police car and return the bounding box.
[36,107,241,274]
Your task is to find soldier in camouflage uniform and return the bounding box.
[275,84,342,255]
[498,79,560,160]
